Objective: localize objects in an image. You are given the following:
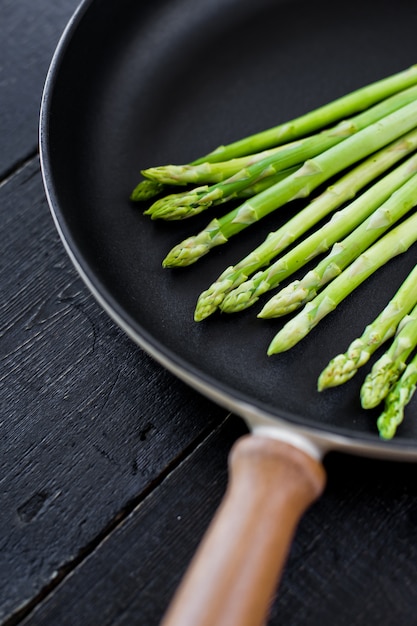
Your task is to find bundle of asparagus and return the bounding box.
[318,275,417,440]
[318,265,417,390]
[132,64,417,438]
[216,145,417,317]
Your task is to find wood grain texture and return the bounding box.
[0,158,227,623]
[14,424,417,626]
[16,417,249,626]
[0,0,80,178]
[272,452,417,625]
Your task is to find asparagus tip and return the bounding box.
[130,180,166,202]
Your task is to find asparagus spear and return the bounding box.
[361,303,417,409]
[132,64,417,201]
[144,166,297,221]
[317,264,417,390]
[141,145,292,187]
[231,167,299,198]
[142,83,417,189]
[259,173,417,319]
[193,65,417,164]
[266,211,417,355]
[377,352,417,440]
[215,140,417,317]
[162,99,417,268]
[146,85,417,220]
[131,180,166,202]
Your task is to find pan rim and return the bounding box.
[39,0,417,462]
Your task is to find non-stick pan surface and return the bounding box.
[40,0,417,456]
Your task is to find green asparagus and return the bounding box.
[162,99,417,268]
[142,146,293,187]
[142,84,417,189]
[361,303,417,409]
[129,65,417,440]
[377,352,417,439]
[193,65,417,164]
[144,167,297,221]
[266,211,417,355]
[258,173,417,319]
[146,85,417,220]
[317,265,417,390]
[217,143,417,316]
[132,64,417,201]
[130,180,165,202]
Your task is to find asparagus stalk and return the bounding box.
[259,173,417,319]
[132,65,417,201]
[193,65,417,164]
[131,180,166,202]
[162,99,417,268]
[377,352,417,440]
[144,166,298,221]
[266,211,417,355]
[133,64,417,202]
[317,264,417,390]
[132,66,417,200]
[141,145,291,187]
[360,303,417,409]
[146,85,417,220]
[215,140,417,317]
[232,167,299,198]
[142,83,417,189]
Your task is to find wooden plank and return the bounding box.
[16,416,248,626]
[15,421,417,626]
[0,159,228,622]
[17,428,417,626]
[0,0,79,178]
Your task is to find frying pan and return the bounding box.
[39,0,417,623]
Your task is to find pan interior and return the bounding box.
[42,0,417,448]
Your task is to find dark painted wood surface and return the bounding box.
[0,155,228,622]
[0,0,82,178]
[2,1,417,625]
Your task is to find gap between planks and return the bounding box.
[2,412,234,626]
[0,150,40,192]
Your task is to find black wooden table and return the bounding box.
[2,1,417,624]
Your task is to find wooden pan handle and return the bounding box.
[161,434,326,626]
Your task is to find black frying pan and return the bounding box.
[39,0,417,623]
